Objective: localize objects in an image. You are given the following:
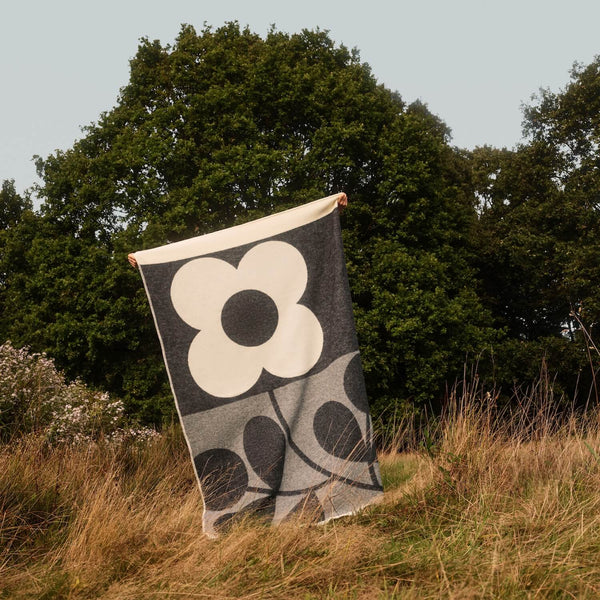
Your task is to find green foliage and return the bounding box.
[471,58,600,401]
[0,179,31,230]
[471,143,575,340]
[1,23,496,422]
[523,59,600,328]
[0,214,172,423]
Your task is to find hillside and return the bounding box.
[3,386,600,599]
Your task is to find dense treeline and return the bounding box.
[1,23,600,424]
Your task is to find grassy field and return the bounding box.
[3,389,600,599]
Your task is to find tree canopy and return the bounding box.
[470,58,600,399]
[0,23,497,422]
[4,25,600,424]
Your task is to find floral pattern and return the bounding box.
[170,241,323,398]
[136,196,383,536]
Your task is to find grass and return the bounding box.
[3,389,600,598]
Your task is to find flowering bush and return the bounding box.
[0,342,62,437]
[0,341,158,444]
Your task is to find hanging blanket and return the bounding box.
[132,193,383,535]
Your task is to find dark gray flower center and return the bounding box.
[221,289,279,347]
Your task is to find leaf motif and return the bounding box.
[344,354,369,413]
[243,416,286,489]
[313,401,368,461]
[194,448,248,511]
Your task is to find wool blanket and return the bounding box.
[132,193,383,535]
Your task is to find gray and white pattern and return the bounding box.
[133,194,383,536]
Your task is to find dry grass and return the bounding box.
[4,390,600,599]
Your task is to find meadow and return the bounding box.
[3,370,600,599]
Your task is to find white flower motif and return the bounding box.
[170,241,323,398]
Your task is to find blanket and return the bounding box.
[132,193,383,535]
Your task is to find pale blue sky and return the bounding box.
[2,0,600,196]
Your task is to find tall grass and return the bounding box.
[4,376,600,598]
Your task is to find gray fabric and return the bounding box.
[138,203,382,535]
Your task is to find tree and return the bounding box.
[523,59,600,332]
[471,143,574,340]
[0,180,33,325]
[2,24,494,422]
[0,180,31,230]
[471,58,600,402]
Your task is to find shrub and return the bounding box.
[0,341,158,444]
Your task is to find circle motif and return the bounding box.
[221,289,279,347]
